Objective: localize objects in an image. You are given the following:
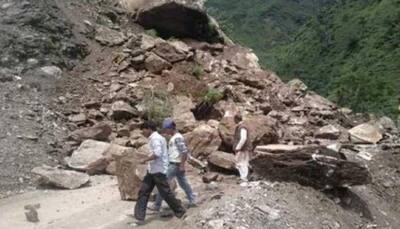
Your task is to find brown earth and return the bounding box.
[0,0,399,229]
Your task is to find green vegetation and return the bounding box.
[142,89,172,125]
[192,64,204,79]
[206,0,400,117]
[203,88,224,104]
[206,0,333,68]
[274,0,400,117]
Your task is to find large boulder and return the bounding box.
[135,0,224,43]
[223,46,260,70]
[140,33,164,51]
[240,115,279,148]
[114,146,149,200]
[251,145,372,189]
[218,105,240,148]
[110,101,138,120]
[236,71,268,89]
[95,25,127,46]
[268,110,289,123]
[119,0,146,11]
[303,92,337,119]
[85,144,135,175]
[282,125,309,143]
[208,151,236,171]
[315,125,341,140]
[144,53,172,74]
[287,78,308,92]
[120,0,205,11]
[67,123,112,143]
[349,123,383,144]
[152,42,188,63]
[287,116,309,126]
[67,140,111,171]
[172,96,197,133]
[378,116,398,133]
[337,109,371,128]
[184,124,222,158]
[40,66,63,79]
[304,92,336,111]
[32,166,89,190]
[255,145,310,154]
[68,113,87,124]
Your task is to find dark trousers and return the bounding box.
[134,172,186,221]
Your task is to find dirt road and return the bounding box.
[0,176,173,229]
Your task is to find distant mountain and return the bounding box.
[273,0,400,117]
[205,0,335,68]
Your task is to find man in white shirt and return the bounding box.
[133,121,186,225]
[233,120,251,182]
[150,118,196,212]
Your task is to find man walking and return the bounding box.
[150,118,196,212]
[133,121,186,225]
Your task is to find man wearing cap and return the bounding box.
[149,118,196,212]
[133,121,186,225]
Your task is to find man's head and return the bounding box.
[162,118,176,136]
[234,112,243,124]
[140,121,157,137]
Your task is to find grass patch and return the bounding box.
[203,88,224,104]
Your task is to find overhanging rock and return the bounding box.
[135,1,230,43]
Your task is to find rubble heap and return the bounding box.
[28,1,399,201]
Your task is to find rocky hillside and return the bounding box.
[0,0,88,196]
[0,0,399,229]
[206,0,400,118]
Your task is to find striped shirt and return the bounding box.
[168,133,189,163]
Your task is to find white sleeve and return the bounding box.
[150,139,162,158]
[235,128,248,151]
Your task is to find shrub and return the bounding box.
[142,89,172,126]
[192,64,204,79]
[203,88,224,104]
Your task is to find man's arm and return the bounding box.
[140,139,162,164]
[235,128,248,153]
[175,136,189,171]
[140,153,158,164]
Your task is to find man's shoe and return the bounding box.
[178,213,188,220]
[187,202,197,208]
[129,219,145,227]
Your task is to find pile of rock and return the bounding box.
[187,181,285,229]
[32,0,399,195]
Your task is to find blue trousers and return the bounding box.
[154,163,195,210]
